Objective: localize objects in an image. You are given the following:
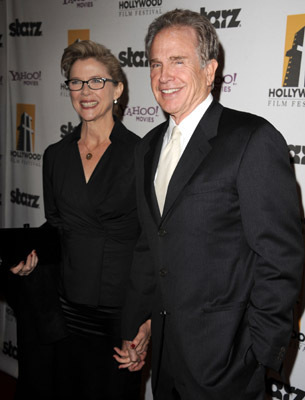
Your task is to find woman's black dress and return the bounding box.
[15,119,142,400]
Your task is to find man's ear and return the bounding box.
[205,59,218,87]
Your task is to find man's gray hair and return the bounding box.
[145,8,219,67]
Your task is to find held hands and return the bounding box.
[113,319,151,372]
[10,250,38,276]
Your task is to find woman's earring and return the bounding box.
[114,99,118,104]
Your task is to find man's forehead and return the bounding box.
[150,26,199,55]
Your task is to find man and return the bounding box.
[119,9,304,400]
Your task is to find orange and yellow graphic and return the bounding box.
[282,14,305,87]
[68,29,90,46]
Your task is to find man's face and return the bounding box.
[149,26,217,124]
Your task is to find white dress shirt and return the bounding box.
[155,94,213,180]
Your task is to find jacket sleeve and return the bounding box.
[42,147,62,228]
[121,143,156,340]
[237,121,304,371]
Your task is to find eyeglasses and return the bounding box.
[65,77,118,91]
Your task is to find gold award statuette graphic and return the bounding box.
[16,104,35,153]
[68,29,90,46]
[282,14,305,87]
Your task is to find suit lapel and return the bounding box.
[162,101,223,218]
[143,122,168,223]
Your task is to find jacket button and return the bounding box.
[159,268,168,277]
[160,310,170,316]
[158,228,167,237]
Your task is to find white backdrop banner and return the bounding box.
[0,1,304,399]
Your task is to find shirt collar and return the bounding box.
[168,93,213,139]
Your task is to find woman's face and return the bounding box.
[69,57,123,123]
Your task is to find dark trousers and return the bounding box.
[154,316,266,400]
[15,333,141,400]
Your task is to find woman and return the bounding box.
[11,40,150,400]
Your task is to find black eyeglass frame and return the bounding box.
[65,77,119,91]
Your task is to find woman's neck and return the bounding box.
[80,116,115,145]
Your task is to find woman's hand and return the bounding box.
[113,319,151,371]
[113,340,147,371]
[10,250,38,276]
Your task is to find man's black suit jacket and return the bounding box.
[122,100,304,396]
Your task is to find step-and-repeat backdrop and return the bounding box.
[0,1,304,399]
